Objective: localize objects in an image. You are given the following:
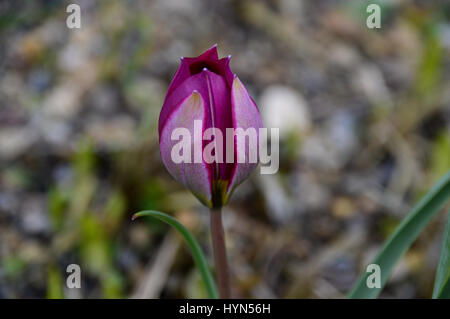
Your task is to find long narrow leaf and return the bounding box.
[432,210,450,298]
[349,171,450,298]
[132,210,218,299]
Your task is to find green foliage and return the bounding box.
[430,132,450,182]
[433,211,450,299]
[414,24,442,98]
[349,171,450,298]
[73,140,97,178]
[45,138,126,298]
[139,179,167,211]
[46,265,64,299]
[79,214,112,274]
[2,256,26,279]
[102,269,125,299]
[48,187,68,231]
[133,210,219,299]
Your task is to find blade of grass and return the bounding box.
[132,210,218,299]
[432,210,450,299]
[349,171,450,298]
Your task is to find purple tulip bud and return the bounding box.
[159,45,263,208]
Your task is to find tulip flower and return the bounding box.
[158,44,263,209]
[158,45,263,298]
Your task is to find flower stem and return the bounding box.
[210,208,231,298]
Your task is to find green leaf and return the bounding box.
[46,265,64,299]
[132,210,218,299]
[433,210,450,299]
[349,171,450,298]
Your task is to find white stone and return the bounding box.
[259,85,311,138]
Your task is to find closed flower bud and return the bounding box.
[159,45,263,208]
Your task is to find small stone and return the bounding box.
[42,82,83,119]
[85,115,136,150]
[332,197,356,219]
[0,127,37,160]
[293,172,330,211]
[259,85,311,138]
[352,63,392,105]
[257,173,294,224]
[302,111,358,170]
[32,114,71,146]
[87,85,119,114]
[21,197,50,235]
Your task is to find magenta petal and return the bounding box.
[228,76,263,195]
[200,69,234,181]
[159,91,213,207]
[182,44,219,65]
[217,56,234,87]
[159,72,209,134]
[165,44,219,100]
[166,58,191,97]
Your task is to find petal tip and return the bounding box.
[203,44,219,59]
[232,75,242,88]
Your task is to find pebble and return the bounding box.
[302,111,358,170]
[259,85,311,138]
[20,197,50,235]
[0,127,37,160]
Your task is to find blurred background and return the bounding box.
[0,0,450,298]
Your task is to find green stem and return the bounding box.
[210,208,231,298]
[133,210,218,299]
